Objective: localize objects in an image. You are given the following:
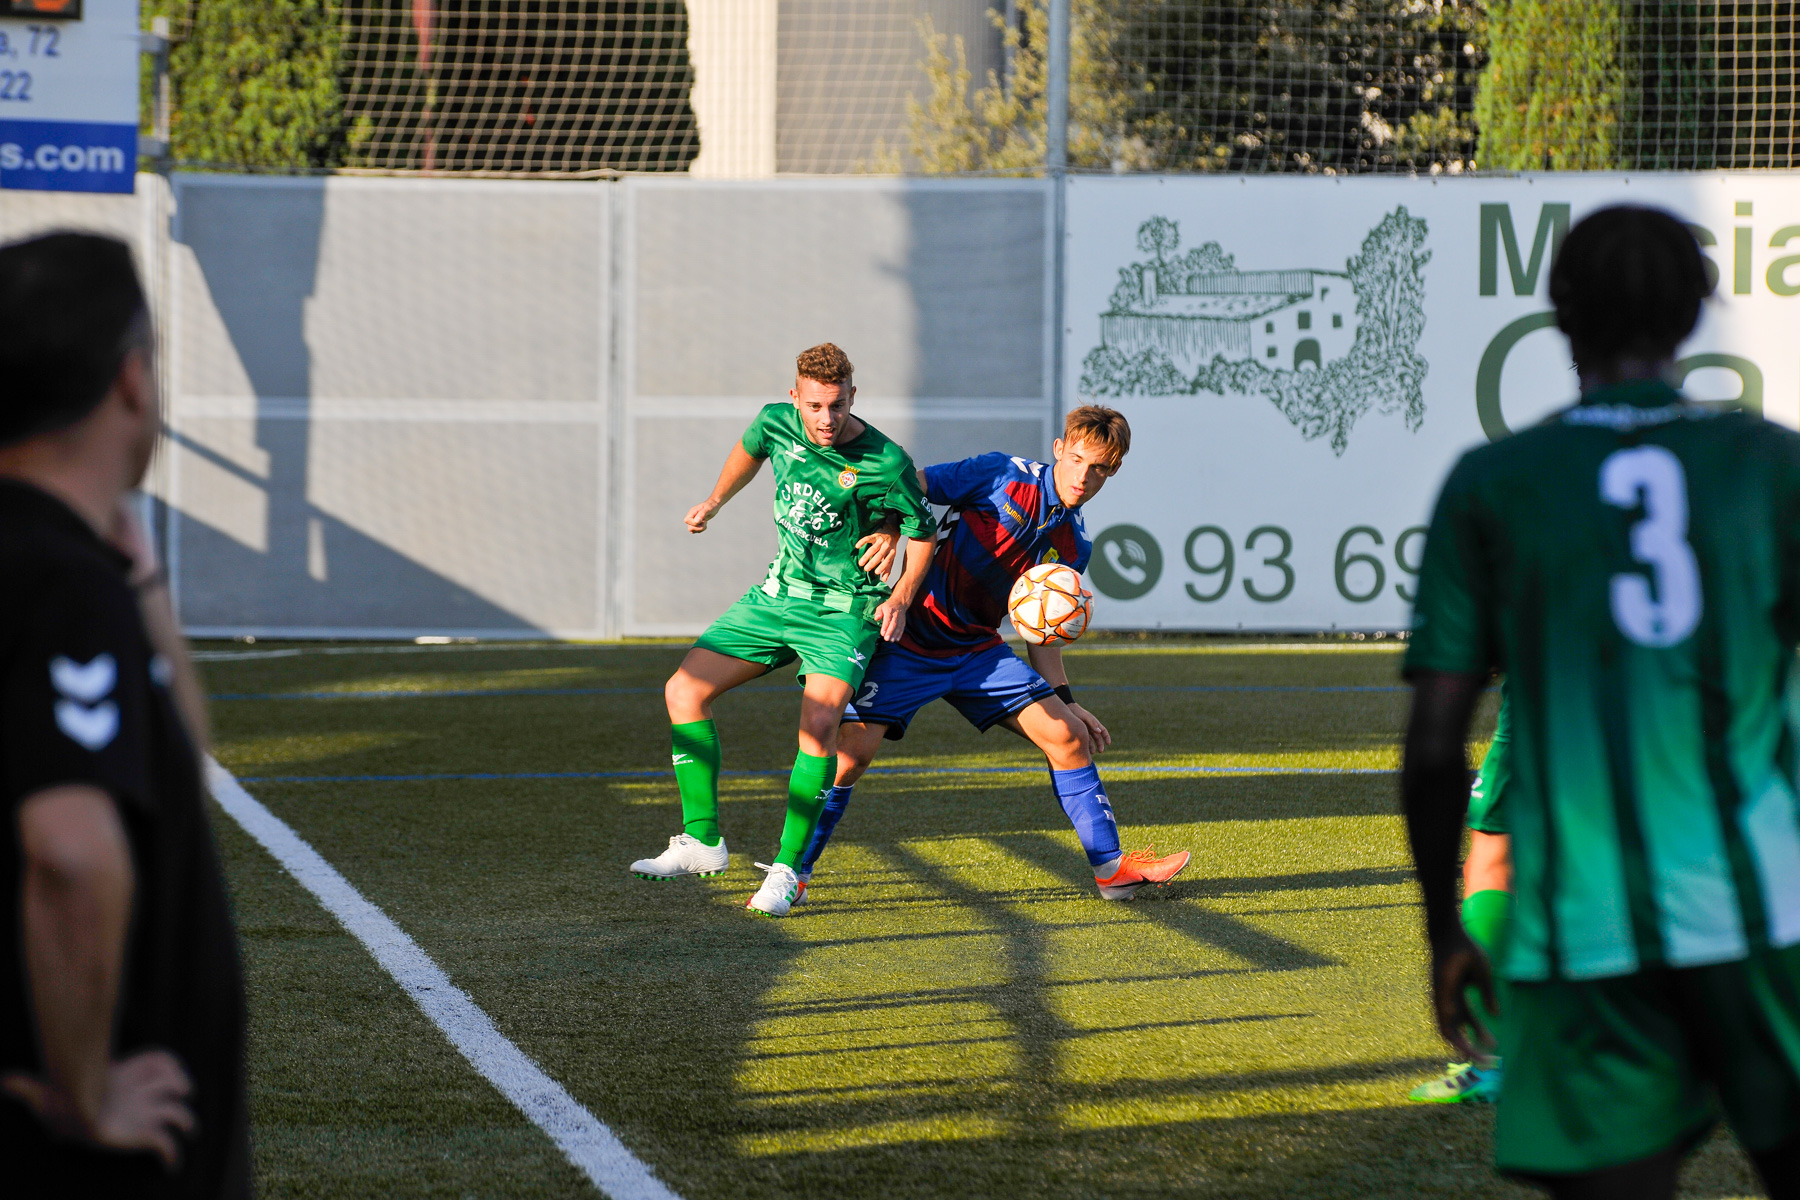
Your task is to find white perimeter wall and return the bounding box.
[15,169,1798,637]
[21,173,1051,638]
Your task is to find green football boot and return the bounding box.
[1408,1060,1503,1104]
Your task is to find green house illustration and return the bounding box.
[1103,265,1360,376]
[1081,208,1430,455]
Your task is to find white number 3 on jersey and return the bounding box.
[1600,445,1702,647]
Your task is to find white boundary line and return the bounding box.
[205,760,680,1200]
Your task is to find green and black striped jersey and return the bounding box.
[1406,379,1800,983]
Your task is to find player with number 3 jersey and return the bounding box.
[1403,207,1800,1199]
[796,406,1191,904]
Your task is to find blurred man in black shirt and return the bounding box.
[0,232,249,1197]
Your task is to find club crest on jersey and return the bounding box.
[1042,548,1061,563]
[837,467,858,488]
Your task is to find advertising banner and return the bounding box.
[1066,173,1800,631]
[0,0,138,194]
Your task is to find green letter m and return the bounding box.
[1480,203,1571,296]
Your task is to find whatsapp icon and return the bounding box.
[1088,525,1162,600]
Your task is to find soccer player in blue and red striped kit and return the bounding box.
[796,406,1191,903]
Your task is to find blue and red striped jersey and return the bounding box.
[899,452,1091,656]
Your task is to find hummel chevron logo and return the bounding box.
[56,700,120,751]
[50,654,119,751]
[51,654,116,704]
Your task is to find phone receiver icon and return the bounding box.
[1103,539,1149,586]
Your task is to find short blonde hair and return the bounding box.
[1062,405,1130,466]
[796,342,854,384]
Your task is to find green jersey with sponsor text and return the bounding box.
[739,403,936,613]
[1406,379,1800,983]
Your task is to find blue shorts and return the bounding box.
[842,641,1056,741]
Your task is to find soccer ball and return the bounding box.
[1007,563,1091,645]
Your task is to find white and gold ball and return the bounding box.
[1007,562,1092,646]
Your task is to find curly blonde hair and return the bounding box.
[795,342,854,384]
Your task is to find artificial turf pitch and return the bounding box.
[202,639,1764,1199]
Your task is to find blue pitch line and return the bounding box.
[211,685,659,701]
[209,683,1406,701]
[236,764,1395,784]
[208,684,793,701]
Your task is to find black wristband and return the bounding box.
[1053,684,1074,705]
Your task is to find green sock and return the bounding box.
[1462,888,1512,1051]
[671,720,722,846]
[774,751,834,868]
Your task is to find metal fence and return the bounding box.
[147,1,1798,177]
[1068,1,1484,175]
[1619,1,1797,171]
[337,0,700,173]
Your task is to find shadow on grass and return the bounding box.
[1000,832,1340,971]
[738,1103,1765,1200]
[734,1074,1542,1200]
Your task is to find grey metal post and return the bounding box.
[138,17,171,162]
[1046,0,1070,431]
[1046,0,1069,174]
[135,17,175,578]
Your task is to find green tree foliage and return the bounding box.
[145,0,347,167]
[904,1,1484,175]
[1617,4,1724,170]
[1474,0,1625,170]
[1111,1,1483,173]
[900,0,1131,174]
[144,1,695,172]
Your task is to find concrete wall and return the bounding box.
[18,173,1052,638]
[619,178,1051,634]
[165,175,609,637]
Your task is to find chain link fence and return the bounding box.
[1050,0,1484,175]
[339,1,699,173]
[148,1,1794,175]
[1621,1,1796,171]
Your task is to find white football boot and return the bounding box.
[630,834,729,880]
[746,862,801,917]
[791,868,811,906]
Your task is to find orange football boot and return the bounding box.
[1095,845,1192,900]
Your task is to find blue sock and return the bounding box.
[799,784,855,875]
[1051,765,1121,868]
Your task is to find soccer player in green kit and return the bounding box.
[1409,687,1512,1104]
[629,343,938,917]
[1403,206,1800,1199]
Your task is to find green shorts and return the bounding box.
[693,585,882,689]
[1468,691,1511,835]
[1497,943,1800,1177]
[1467,743,1509,834]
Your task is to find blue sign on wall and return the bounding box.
[0,0,139,194]
[0,118,134,192]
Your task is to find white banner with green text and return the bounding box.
[1066,173,1800,632]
